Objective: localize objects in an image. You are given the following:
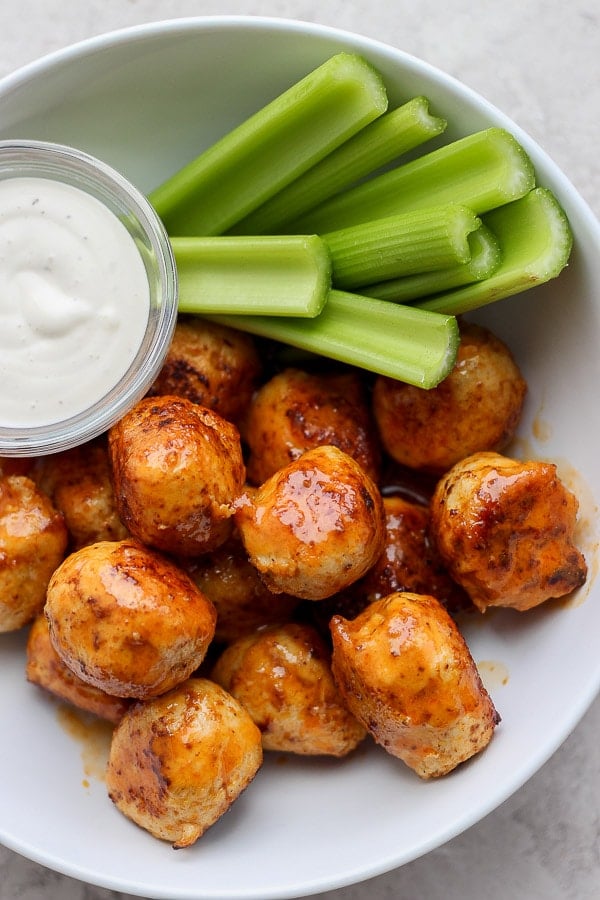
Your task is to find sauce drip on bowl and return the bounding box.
[0,176,150,428]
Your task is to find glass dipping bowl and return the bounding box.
[0,139,178,457]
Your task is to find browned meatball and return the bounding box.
[0,457,34,477]
[429,451,588,612]
[0,475,68,632]
[313,494,469,629]
[357,495,468,609]
[148,316,262,425]
[235,445,386,601]
[26,614,131,724]
[212,622,366,757]
[372,322,527,473]
[45,539,217,699]
[330,592,500,779]
[106,677,263,847]
[242,367,381,484]
[108,395,246,556]
[33,438,128,551]
[184,534,299,644]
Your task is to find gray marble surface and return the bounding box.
[0,2,599,899]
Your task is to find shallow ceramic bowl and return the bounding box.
[0,16,599,900]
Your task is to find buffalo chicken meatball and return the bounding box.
[429,451,587,612]
[0,475,68,632]
[26,613,131,724]
[372,322,527,474]
[106,677,263,847]
[242,367,381,485]
[212,622,366,756]
[235,445,386,601]
[45,539,217,699]
[148,316,262,425]
[33,438,128,550]
[108,395,246,557]
[184,534,299,644]
[318,494,469,626]
[330,592,500,779]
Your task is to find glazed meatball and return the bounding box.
[106,677,263,847]
[372,322,527,473]
[313,494,469,629]
[0,457,34,477]
[34,438,128,550]
[45,539,217,699]
[235,445,386,601]
[243,367,381,485]
[148,316,262,424]
[0,475,68,632]
[212,622,366,757]
[429,451,587,612]
[26,614,130,724]
[108,395,246,556]
[330,592,500,779]
[184,534,299,644]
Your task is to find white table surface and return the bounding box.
[0,2,599,899]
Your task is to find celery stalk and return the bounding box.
[173,234,331,317]
[228,97,447,235]
[149,53,388,236]
[323,204,481,291]
[362,224,501,303]
[204,289,459,389]
[415,188,573,314]
[288,127,535,234]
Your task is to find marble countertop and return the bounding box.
[0,2,598,899]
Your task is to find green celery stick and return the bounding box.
[415,188,572,314]
[323,204,481,291]
[288,127,535,234]
[362,224,501,303]
[149,53,388,236]
[173,235,332,317]
[228,97,447,235]
[204,289,459,389]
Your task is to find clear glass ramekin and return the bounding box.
[0,139,178,457]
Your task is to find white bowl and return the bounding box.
[0,16,599,900]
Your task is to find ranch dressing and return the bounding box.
[0,176,150,428]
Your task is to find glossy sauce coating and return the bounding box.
[26,613,130,723]
[106,677,263,847]
[108,395,246,556]
[212,622,366,756]
[33,438,128,550]
[184,533,298,644]
[45,539,217,699]
[330,592,499,778]
[314,494,469,627]
[0,474,68,632]
[429,451,588,611]
[235,445,386,600]
[242,366,381,484]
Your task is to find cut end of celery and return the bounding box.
[361,222,502,305]
[324,203,481,291]
[204,289,459,389]
[416,188,573,315]
[174,234,332,317]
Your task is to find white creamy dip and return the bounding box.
[0,176,150,428]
